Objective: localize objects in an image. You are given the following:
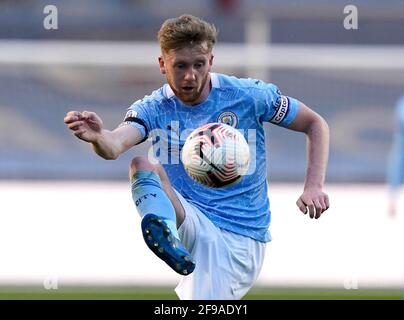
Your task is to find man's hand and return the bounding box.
[64,111,103,143]
[296,188,330,219]
[64,110,143,160]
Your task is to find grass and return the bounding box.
[0,286,402,300]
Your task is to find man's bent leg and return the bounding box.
[130,156,195,275]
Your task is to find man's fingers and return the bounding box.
[64,111,82,124]
[74,128,86,137]
[314,199,324,219]
[67,121,83,130]
[297,198,317,217]
[297,191,330,220]
[296,198,307,214]
[81,111,95,121]
[307,202,316,219]
[64,115,78,124]
[324,194,330,210]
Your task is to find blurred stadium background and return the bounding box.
[0,0,403,299]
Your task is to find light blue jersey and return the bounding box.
[122,73,300,242]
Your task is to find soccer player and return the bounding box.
[387,96,404,217]
[64,14,330,300]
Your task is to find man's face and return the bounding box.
[159,44,214,105]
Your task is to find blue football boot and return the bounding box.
[141,214,195,275]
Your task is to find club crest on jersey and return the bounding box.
[217,111,238,128]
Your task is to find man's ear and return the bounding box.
[206,53,214,72]
[158,56,166,74]
[209,54,214,66]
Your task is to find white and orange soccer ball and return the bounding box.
[181,123,250,188]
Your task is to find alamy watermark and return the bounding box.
[43,5,58,30]
[145,121,257,173]
[343,276,359,290]
[43,275,59,290]
[343,5,358,30]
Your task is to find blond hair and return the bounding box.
[158,14,218,53]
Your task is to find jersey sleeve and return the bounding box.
[119,100,151,144]
[257,82,300,127]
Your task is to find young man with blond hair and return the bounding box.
[64,14,330,299]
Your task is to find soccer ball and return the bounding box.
[181,122,250,188]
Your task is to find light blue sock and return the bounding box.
[131,171,180,240]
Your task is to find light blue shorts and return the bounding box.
[174,189,266,300]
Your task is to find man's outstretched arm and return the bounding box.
[64,110,142,160]
[287,102,330,219]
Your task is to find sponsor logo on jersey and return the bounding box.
[270,95,289,124]
[217,111,238,127]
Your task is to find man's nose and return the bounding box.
[184,68,196,81]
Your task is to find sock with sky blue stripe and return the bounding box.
[130,170,180,240]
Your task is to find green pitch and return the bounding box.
[0,286,402,300]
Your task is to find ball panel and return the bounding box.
[181,122,250,188]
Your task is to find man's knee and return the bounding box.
[129,156,158,177]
